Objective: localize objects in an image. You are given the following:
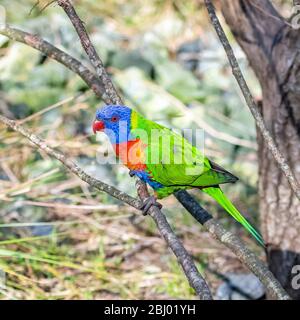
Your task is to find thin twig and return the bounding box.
[52,3,214,297]
[0,115,212,300]
[0,26,108,102]
[57,0,123,105]
[0,115,140,208]
[174,191,290,300]
[0,117,289,299]
[29,0,57,16]
[136,180,213,299]
[56,1,290,299]
[204,0,300,201]
[0,3,291,299]
[18,95,77,124]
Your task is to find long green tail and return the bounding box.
[202,187,265,247]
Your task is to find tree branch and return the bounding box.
[53,2,214,298]
[136,180,212,299]
[174,191,290,300]
[0,23,213,298]
[57,0,123,105]
[0,114,290,299]
[0,114,212,300]
[220,0,285,85]
[53,0,290,299]
[0,1,291,299]
[204,0,300,202]
[0,26,108,102]
[54,0,291,299]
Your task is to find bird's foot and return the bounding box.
[139,195,162,216]
[129,170,136,177]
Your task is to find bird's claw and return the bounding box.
[129,170,136,177]
[139,195,162,215]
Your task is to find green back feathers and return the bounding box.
[129,110,264,246]
[130,111,235,189]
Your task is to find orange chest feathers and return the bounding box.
[113,139,147,171]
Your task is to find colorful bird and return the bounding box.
[93,105,264,246]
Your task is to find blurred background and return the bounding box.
[0,0,292,299]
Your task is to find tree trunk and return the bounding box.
[220,0,300,299]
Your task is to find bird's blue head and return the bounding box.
[93,105,132,144]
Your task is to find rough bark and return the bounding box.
[221,0,300,299]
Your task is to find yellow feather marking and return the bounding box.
[131,110,138,130]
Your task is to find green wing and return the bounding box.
[130,114,264,246]
[131,117,238,188]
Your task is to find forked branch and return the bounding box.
[0,0,291,299]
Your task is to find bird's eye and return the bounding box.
[111,116,119,122]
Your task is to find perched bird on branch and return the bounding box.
[93,105,264,246]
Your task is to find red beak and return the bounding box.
[93,120,105,133]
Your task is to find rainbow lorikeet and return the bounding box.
[93,105,264,246]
